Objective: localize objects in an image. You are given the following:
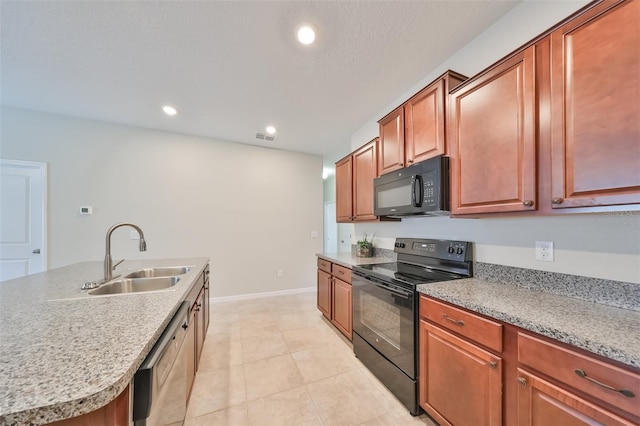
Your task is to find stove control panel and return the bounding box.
[394,238,471,262]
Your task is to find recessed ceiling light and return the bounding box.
[296,23,316,45]
[265,126,277,135]
[162,105,177,116]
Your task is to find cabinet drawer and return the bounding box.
[332,264,352,283]
[518,333,640,417]
[420,296,502,353]
[317,258,331,273]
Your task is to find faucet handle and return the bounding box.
[112,259,125,270]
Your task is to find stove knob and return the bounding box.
[401,243,406,248]
[448,247,455,254]
[456,247,464,255]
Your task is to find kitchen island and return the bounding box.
[0,257,209,425]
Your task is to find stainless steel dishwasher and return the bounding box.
[133,301,190,426]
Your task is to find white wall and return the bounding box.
[0,107,324,297]
[348,0,640,284]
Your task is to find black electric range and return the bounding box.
[352,237,473,415]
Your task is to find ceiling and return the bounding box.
[1,1,520,167]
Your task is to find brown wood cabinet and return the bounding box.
[449,0,640,216]
[548,0,640,209]
[516,332,640,424]
[316,257,352,340]
[419,295,502,425]
[378,71,467,176]
[516,368,635,426]
[185,266,210,402]
[317,268,332,317]
[336,138,379,223]
[420,294,640,426]
[449,47,537,215]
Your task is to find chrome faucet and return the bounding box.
[104,222,147,282]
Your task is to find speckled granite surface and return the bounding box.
[317,252,396,269]
[417,279,640,369]
[474,262,640,311]
[0,258,209,425]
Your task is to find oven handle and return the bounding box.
[355,273,413,299]
[374,282,412,299]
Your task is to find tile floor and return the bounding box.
[184,291,436,426]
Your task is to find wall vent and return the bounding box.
[255,132,276,141]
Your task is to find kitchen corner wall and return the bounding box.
[348,0,640,285]
[0,106,323,297]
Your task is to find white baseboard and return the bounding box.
[210,286,315,304]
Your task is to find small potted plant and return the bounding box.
[356,234,374,257]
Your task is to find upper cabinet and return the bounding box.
[548,0,640,209]
[449,48,537,215]
[449,0,640,216]
[336,138,379,223]
[378,71,467,176]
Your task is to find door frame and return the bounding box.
[0,158,48,273]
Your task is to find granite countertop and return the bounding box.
[0,257,209,425]
[317,252,395,269]
[417,278,640,369]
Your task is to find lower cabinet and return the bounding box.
[516,368,634,426]
[419,295,640,426]
[186,265,210,403]
[316,257,352,340]
[418,296,502,426]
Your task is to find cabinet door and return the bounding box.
[195,288,205,368]
[186,305,197,402]
[419,320,502,426]
[331,278,352,340]
[335,155,353,222]
[405,79,446,165]
[378,106,405,175]
[317,269,332,318]
[203,275,210,334]
[516,369,634,426]
[352,139,378,221]
[449,46,537,214]
[549,0,640,209]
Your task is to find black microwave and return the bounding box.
[374,156,449,218]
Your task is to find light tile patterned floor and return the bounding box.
[185,291,436,426]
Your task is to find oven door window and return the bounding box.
[353,275,415,378]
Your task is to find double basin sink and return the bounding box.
[88,266,191,295]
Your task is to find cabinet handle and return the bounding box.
[408,159,414,164]
[574,369,635,398]
[522,200,534,207]
[488,361,498,369]
[552,197,564,205]
[443,313,465,327]
[516,377,527,387]
[338,270,344,275]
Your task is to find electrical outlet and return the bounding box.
[277,269,284,278]
[535,241,554,262]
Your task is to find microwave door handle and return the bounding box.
[412,175,423,207]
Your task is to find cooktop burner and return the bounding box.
[356,262,466,286]
[352,237,473,288]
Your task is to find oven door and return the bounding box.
[352,271,416,378]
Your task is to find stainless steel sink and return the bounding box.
[124,266,191,279]
[88,277,180,295]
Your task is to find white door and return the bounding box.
[0,159,47,281]
[324,202,337,253]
